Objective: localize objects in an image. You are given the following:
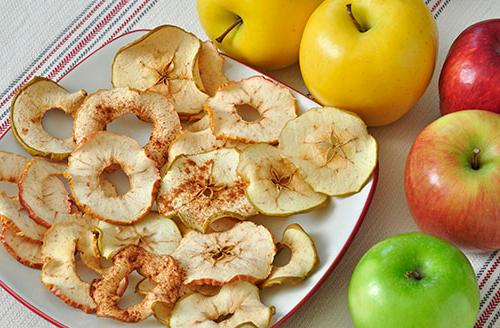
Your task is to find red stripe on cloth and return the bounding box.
[475,288,500,328]
[480,256,500,290]
[431,0,443,12]
[47,0,129,80]
[0,0,106,110]
[106,0,151,42]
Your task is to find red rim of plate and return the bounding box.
[0,29,379,328]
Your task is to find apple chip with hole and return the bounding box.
[11,77,86,160]
[198,41,228,96]
[157,148,257,232]
[65,132,160,225]
[41,216,101,313]
[238,144,327,216]
[73,88,181,167]
[1,225,43,269]
[206,76,297,144]
[172,221,275,285]
[19,157,72,227]
[167,281,274,328]
[279,107,377,196]
[112,25,208,117]
[263,224,319,288]
[95,212,182,259]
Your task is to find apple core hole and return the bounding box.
[272,245,292,268]
[100,164,130,196]
[42,108,73,139]
[117,271,145,309]
[107,113,152,147]
[236,104,261,122]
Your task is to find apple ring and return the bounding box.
[0,225,43,269]
[19,157,72,228]
[91,245,183,322]
[73,88,181,167]
[65,132,160,225]
[11,77,86,160]
[206,76,297,144]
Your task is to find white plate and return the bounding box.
[0,30,378,328]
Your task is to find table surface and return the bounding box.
[0,1,498,327]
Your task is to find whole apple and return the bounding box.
[439,19,500,115]
[349,233,479,328]
[197,0,323,70]
[299,0,437,126]
[405,110,500,251]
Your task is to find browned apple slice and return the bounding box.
[198,41,228,96]
[157,148,257,232]
[262,224,319,288]
[172,221,275,285]
[278,107,377,196]
[10,77,86,160]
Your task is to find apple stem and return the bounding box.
[405,270,423,281]
[346,4,367,33]
[471,148,480,170]
[216,16,243,43]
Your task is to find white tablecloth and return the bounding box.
[0,1,498,327]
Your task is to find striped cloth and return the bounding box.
[0,1,498,327]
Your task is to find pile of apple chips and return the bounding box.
[0,25,377,327]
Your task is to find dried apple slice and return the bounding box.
[198,41,228,96]
[181,114,210,132]
[112,25,208,117]
[11,77,86,160]
[157,148,257,232]
[136,278,221,297]
[167,281,274,328]
[73,88,181,167]
[262,224,318,288]
[0,194,46,243]
[238,144,327,216]
[172,221,275,285]
[91,245,184,322]
[18,157,71,227]
[206,76,297,144]
[278,107,377,196]
[0,151,29,183]
[95,212,182,259]
[41,216,101,313]
[167,128,225,166]
[65,132,160,225]
[0,225,43,269]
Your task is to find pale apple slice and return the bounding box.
[65,132,160,225]
[262,224,319,288]
[112,25,208,117]
[206,76,297,144]
[0,225,43,269]
[41,216,101,313]
[0,151,29,183]
[198,41,228,96]
[278,107,377,196]
[181,114,210,132]
[0,193,46,243]
[73,88,181,167]
[136,277,221,297]
[238,144,327,215]
[157,148,257,232]
[167,128,225,166]
[18,157,72,227]
[172,221,275,285]
[95,212,182,259]
[10,77,86,160]
[167,281,274,328]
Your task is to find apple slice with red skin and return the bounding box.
[404,109,499,251]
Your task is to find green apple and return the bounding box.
[349,233,479,328]
[197,0,323,70]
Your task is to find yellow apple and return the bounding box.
[300,0,438,126]
[197,0,323,70]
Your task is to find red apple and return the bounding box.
[404,110,500,251]
[439,19,500,115]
